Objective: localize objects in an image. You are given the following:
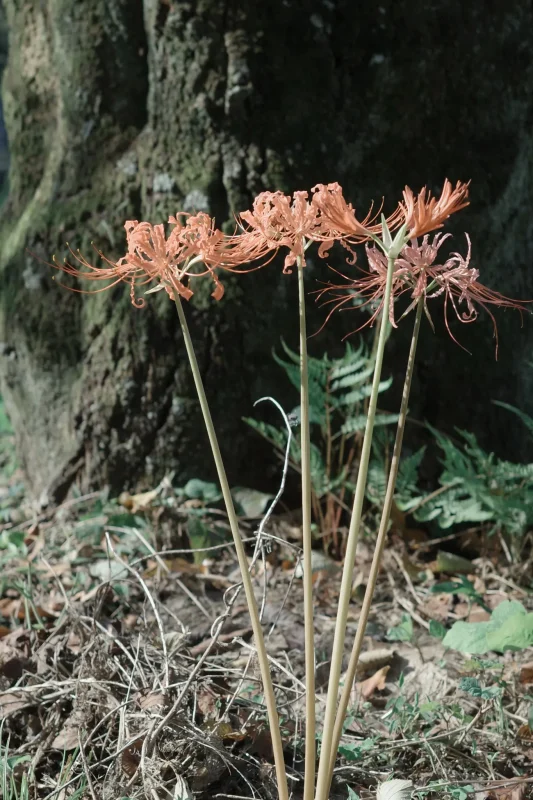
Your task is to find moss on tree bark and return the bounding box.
[1,0,532,502]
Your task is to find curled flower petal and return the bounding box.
[398,179,470,238]
[44,214,234,306]
[311,182,403,245]
[317,231,530,355]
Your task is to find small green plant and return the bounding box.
[245,339,397,552]
[386,613,414,643]
[395,411,533,554]
[444,600,533,654]
[0,724,31,800]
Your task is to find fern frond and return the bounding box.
[493,400,533,438]
[331,365,375,392]
[340,412,399,436]
[339,376,393,407]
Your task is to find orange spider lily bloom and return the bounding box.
[48,220,184,308]
[235,190,326,273]
[48,214,236,306]
[317,233,529,355]
[399,179,470,238]
[311,182,402,253]
[234,185,395,274]
[167,212,237,300]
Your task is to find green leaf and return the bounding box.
[89,559,129,582]
[449,786,475,800]
[338,738,374,761]
[340,377,393,406]
[442,621,490,654]
[435,550,474,575]
[443,600,533,654]
[186,516,228,563]
[347,787,361,800]
[381,215,392,249]
[431,575,487,608]
[493,400,533,437]
[429,620,446,640]
[486,610,533,652]
[106,513,146,529]
[386,613,413,642]
[231,487,273,518]
[341,413,399,436]
[0,529,26,553]
[183,479,221,503]
[459,677,502,699]
[432,576,476,596]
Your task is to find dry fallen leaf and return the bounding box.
[356,648,395,677]
[482,778,529,800]
[119,487,160,513]
[355,665,390,700]
[519,662,533,684]
[402,529,429,548]
[197,688,218,718]
[0,628,31,676]
[0,690,27,718]
[516,724,533,742]
[454,602,491,622]
[50,713,83,750]
[0,596,58,622]
[143,556,201,578]
[135,689,167,710]
[377,779,413,800]
[421,592,453,622]
[122,736,144,777]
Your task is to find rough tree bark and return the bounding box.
[1,0,532,502]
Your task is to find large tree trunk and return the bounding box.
[1,0,532,503]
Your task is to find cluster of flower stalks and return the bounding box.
[48,180,527,800]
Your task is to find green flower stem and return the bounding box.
[298,258,316,800]
[314,254,396,800]
[173,291,289,800]
[325,296,424,787]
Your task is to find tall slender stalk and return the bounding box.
[314,254,397,800]
[297,258,316,800]
[325,296,424,788]
[172,291,289,800]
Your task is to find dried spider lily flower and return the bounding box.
[318,232,529,354]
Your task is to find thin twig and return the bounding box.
[225,396,293,717]
[78,731,98,800]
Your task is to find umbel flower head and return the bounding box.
[235,190,325,273]
[318,231,528,355]
[311,182,402,250]
[232,184,396,273]
[398,178,471,238]
[48,213,244,306]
